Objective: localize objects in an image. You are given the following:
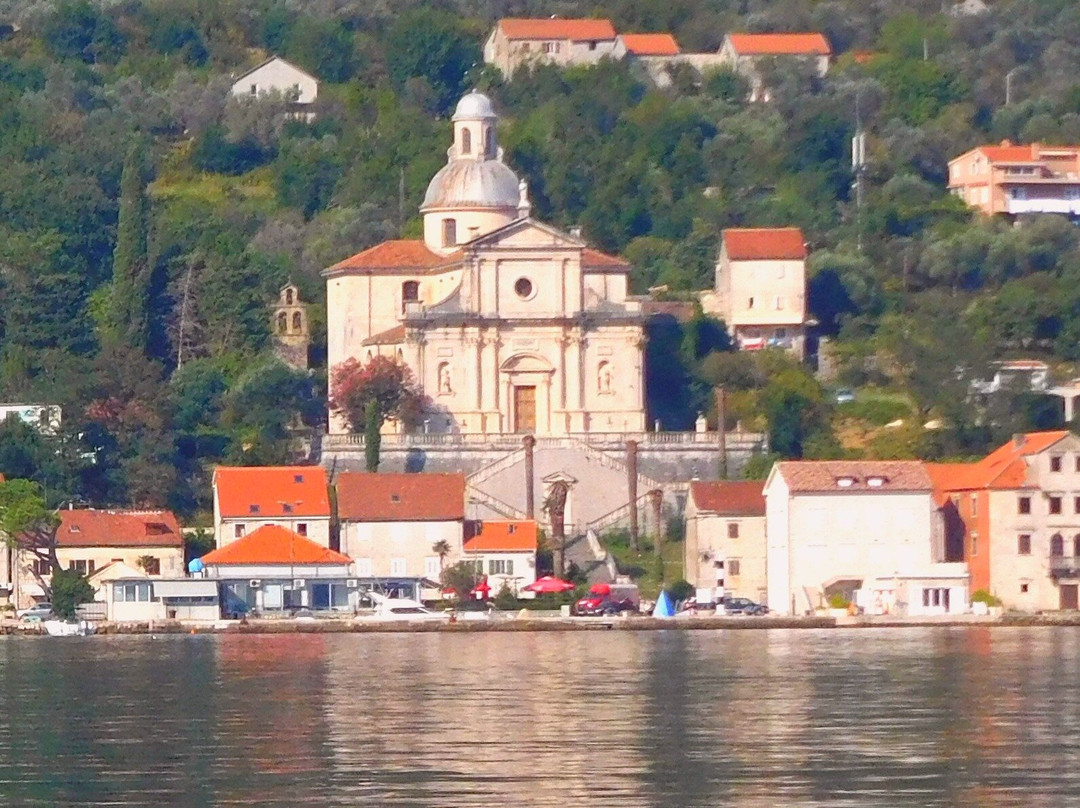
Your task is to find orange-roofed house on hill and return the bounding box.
[200,525,357,614]
[764,460,969,616]
[336,472,466,595]
[212,466,331,550]
[930,431,1080,611]
[719,33,832,101]
[463,520,538,596]
[947,141,1080,216]
[700,228,809,357]
[684,481,766,604]
[12,508,184,609]
[324,90,647,438]
[483,18,623,76]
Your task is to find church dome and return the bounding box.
[453,90,496,121]
[421,159,520,211]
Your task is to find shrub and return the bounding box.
[971,589,1002,606]
[667,579,694,602]
[837,396,912,426]
[827,592,850,609]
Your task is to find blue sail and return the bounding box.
[653,590,675,618]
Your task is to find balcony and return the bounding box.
[1050,557,1080,579]
[1006,198,1080,215]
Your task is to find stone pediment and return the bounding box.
[466,217,584,251]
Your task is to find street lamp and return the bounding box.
[1005,67,1021,106]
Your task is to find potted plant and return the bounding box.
[970,589,1003,617]
[827,592,851,618]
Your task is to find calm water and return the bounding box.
[0,627,1078,806]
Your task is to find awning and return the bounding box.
[153,580,219,598]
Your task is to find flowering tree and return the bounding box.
[329,355,426,433]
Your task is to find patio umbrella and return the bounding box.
[470,577,492,599]
[523,575,575,594]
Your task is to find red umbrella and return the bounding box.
[523,575,575,594]
[470,577,492,599]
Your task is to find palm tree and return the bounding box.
[432,540,451,571]
[543,481,570,577]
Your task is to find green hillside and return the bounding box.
[0,0,1078,514]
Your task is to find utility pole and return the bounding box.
[1006,67,1021,106]
[626,440,639,552]
[398,167,405,236]
[523,434,535,519]
[852,91,867,253]
[715,387,728,479]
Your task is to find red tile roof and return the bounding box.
[689,481,765,515]
[775,461,932,493]
[977,143,1040,162]
[932,431,1071,492]
[622,33,681,56]
[362,325,407,346]
[499,18,617,42]
[56,509,182,548]
[336,472,465,521]
[727,33,832,56]
[464,520,538,552]
[326,240,462,273]
[723,227,807,260]
[582,247,630,269]
[213,466,330,519]
[201,525,350,566]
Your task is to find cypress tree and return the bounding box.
[364,399,381,473]
[109,140,151,352]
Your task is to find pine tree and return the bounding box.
[109,140,151,352]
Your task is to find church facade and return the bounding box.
[325,91,647,436]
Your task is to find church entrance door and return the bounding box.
[514,386,536,433]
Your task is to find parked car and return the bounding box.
[720,597,769,616]
[18,602,54,622]
[834,388,856,404]
[574,583,640,616]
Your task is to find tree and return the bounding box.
[50,567,94,619]
[329,356,425,433]
[432,539,451,572]
[107,140,152,352]
[385,8,480,116]
[440,560,481,600]
[543,480,570,575]
[364,399,381,472]
[0,479,61,598]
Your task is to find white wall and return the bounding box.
[214,517,331,549]
[231,58,318,104]
[342,520,463,579]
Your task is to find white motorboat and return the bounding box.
[368,595,448,622]
[43,620,96,637]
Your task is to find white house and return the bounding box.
[212,466,332,549]
[230,55,318,119]
[683,480,767,604]
[336,472,466,595]
[200,525,357,614]
[462,520,538,596]
[764,461,969,616]
[106,578,220,623]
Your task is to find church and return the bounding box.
[325,91,647,436]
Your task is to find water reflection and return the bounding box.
[1,628,1080,806]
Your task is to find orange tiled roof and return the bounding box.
[362,325,407,346]
[213,466,330,519]
[499,18,617,41]
[930,431,1071,492]
[336,472,465,521]
[57,509,182,548]
[201,525,350,566]
[727,33,831,56]
[690,481,765,515]
[464,520,538,552]
[776,460,932,493]
[582,247,630,269]
[723,227,807,260]
[977,143,1040,162]
[326,240,462,273]
[622,33,681,56]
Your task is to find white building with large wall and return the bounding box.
[483,18,624,77]
[230,55,318,119]
[764,460,969,616]
[325,91,647,436]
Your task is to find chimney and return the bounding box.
[569,226,583,239]
[1013,433,1026,449]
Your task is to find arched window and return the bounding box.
[285,288,294,304]
[442,218,457,248]
[597,361,612,394]
[1073,534,1080,557]
[461,127,471,155]
[402,280,419,313]
[292,311,303,332]
[396,349,404,363]
[277,312,288,333]
[1051,534,1064,557]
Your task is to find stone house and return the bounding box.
[719,33,831,102]
[683,480,766,604]
[483,18,623,77]
[230,55,318,119]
